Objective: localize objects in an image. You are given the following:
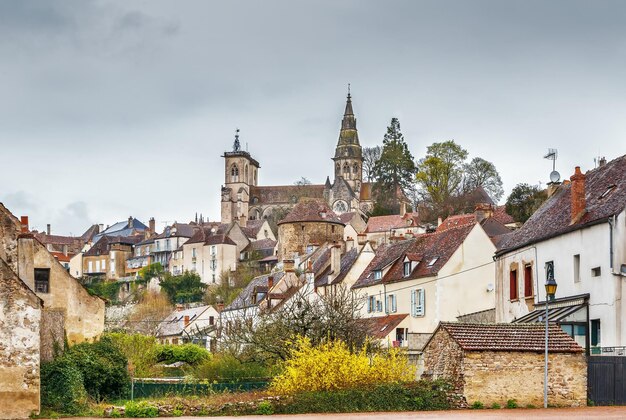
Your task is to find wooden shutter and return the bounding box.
[510,269,518,300]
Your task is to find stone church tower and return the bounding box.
[332,91,363,193]
[221,130,260,225]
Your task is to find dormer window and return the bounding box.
[403,261,411,277]
[428,257,439,267]
[374,270,382,280]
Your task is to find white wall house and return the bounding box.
[352,219,497,350]
[495,156,626,353]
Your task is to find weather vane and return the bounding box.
[347,83,351,97]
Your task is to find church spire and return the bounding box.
[344,84,354,117]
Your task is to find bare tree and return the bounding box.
[362,146,382,182]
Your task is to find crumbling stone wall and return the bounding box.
[421,328,466,403]
[40,308,65,362]
[463,351,587,407]
[0,203,21,273]
[0,259,41,419]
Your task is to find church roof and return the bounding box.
[334,93,362,159]
[278,199,344,226]
[249,185,325,205]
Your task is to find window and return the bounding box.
[209,316,215,326]
[343,164,349,175]
[591,266,601,277]
[591,319,601,346]
[166,239,171,251]
[368,296,376,313]
[212,274,216,283]
[386,294,397,313]
[524,264,533,297]
[95,260,101,272]
[374,270,382,280]
[34,268,50,293]
[376,299,383,312]
[353,163,359,174]
[427,257,438,267]
[211,245,216,256]
[411,288,425,317]
[230,164,239,182]
[574,254,581,283]
[403,262,411,277]
[88,261,93,273]
[102,259,106,270]
[192,248,197,258]
[509,269,518,300]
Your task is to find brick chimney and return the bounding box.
[184,315,190,327]
[46,223,51,235]
[216,302,225,312]
[268,275,274,289]
[20,216,29,233]
[149,217,156,235]
[128,216,133,229]
[570,166,586,223]
[329,244,341,283]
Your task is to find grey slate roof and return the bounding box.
[225,272,285,311]
[156,305,212,338]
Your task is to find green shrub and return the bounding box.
[255,401,274,415]
[506,399,518,409]
[491,402,501,409]
[40,357,89,414]
[107,332,159,378]
[471,401,484,409]
[124,401,159,418]
[276,381,451,413]
[526,404,536,409]
[193,353,272,382]
[66,335,130,401]
[155,343,210,365]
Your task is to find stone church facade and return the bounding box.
[220,93,375,225]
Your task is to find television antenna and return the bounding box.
[543,148,560,183]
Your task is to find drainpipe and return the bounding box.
[609,216,615,271]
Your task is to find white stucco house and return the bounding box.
[495,155,626,353]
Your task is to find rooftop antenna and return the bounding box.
[233,128,241,152]
[543,148,560,183]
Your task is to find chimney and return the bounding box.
[570,166,586,223]
[184,315,190,327]
[176,303,184,312]
[149,217,156,235]
[268,275,274,289]
[599,157,607,167]
[216,302,225,312]
[20,216,29,233]
[474,204,493,222]
[346,236,355,252]
[46,224,51,235]
[98,223,104,233]
[239,214,247,228]
[357,233,367,246]
[63,244,68,257]
[329,244,341,283]
[283,259,295,272]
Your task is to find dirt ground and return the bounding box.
[72,406,626,419]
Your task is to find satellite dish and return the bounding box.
[550,170,561,183]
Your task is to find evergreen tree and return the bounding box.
[371,118,416,213]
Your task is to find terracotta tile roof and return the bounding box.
[249,184,325,205]
[338,212,356,224]
[243,238,277,252]
[357,314,408,339]
[365,212,420,233]
[437,322,583,353]
[384,223,476,283]
[436,214,476,232]
[186,226,236,246]
[315,247,359,287]
[34,233,77,245]
[498,154,626,254]
[50,251,74,262]
[278,199,343,225]
[240,220,265,238]
[492,205,516,225]
[352,239,415,289]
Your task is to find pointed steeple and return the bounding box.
[335,87,360,153]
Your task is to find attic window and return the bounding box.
[380,324,389,332]
[403,261,411,277]
[599,184,616,199]
[427,257,439,267]
[374,270,382,280]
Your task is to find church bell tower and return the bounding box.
[332,88,363,193]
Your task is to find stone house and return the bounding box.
[338,211,366,242]
[240,219,276,242]
[152,223,198,269]
[126,237,155,278]
[0,257,42,419]
[277,199,345,260]
[182,226,240,284]
[495,155,626,352]
[0,205,105,353]
[422,322,587,407]
[82,235,143,281]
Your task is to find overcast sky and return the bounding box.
[1,0,625,235]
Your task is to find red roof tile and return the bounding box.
[365,212,420,233]
[278,199,343,225]
[437,322,583,353]
[352,239,415,289]
[492,205,516,225]
[436,214,476,232]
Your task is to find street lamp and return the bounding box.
[544,263,558,409]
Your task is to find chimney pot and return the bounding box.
[184,315,190,327]
[128,216,133,228]
[570,166,586,223]
[46,224,51,235]
[20,216,29,233]
[268,275,274,289]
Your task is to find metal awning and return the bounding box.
[513,294,588,323]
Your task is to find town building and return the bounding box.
[156,305,220,351]
[83,235,143,281]
[182,225,241,284]
[152,223,198,269]
[495,155,626,353]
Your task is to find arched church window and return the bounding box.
[333,200,348,214]
[245,164,249,182]
[353,163,359,174]
[230,164,239,182]
[343,164,350,175]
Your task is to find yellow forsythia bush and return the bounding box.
[271,336,416,394]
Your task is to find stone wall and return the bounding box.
[277,222,344,260]
[421,328,465,400]
[18,236,105,345]
[0,203,21,272]
[463,351,587,407]
[0,259,41,419]
[40,308,66,362]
